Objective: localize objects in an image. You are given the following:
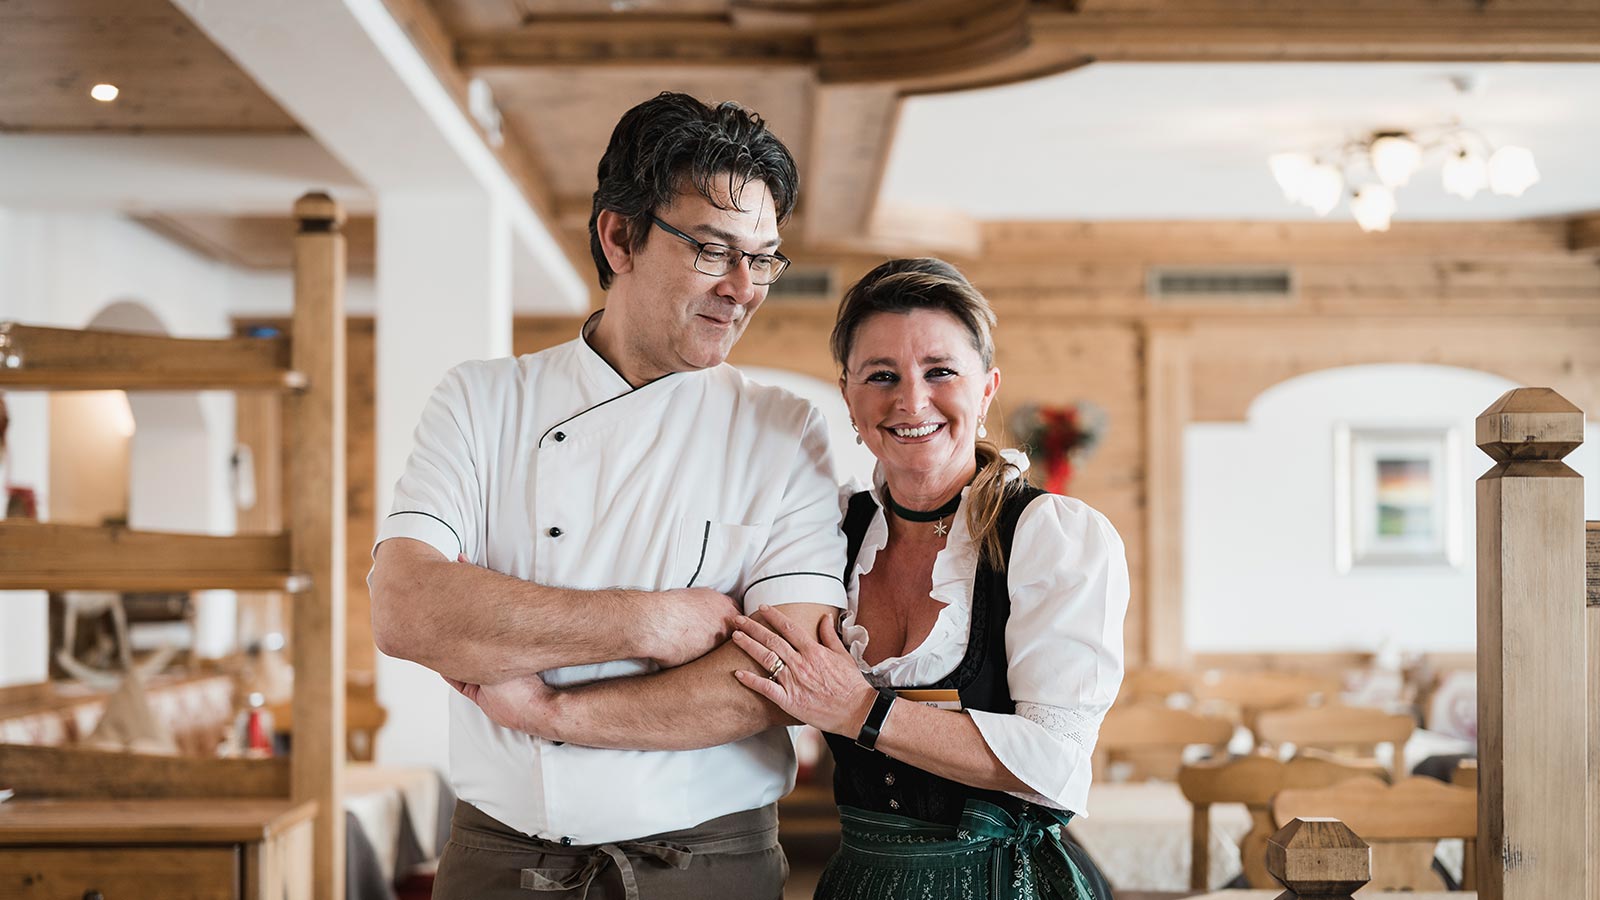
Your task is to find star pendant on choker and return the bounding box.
[884,486,963,538]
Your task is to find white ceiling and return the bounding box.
[881,62,1600,222]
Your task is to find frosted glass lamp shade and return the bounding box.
[1269,152,1315,203]
[1300,164,1345,217]
[1442,149,1488,199]
[1369,134,1422,187]
[1350,185,1396,233]
[1488,145,1539,196]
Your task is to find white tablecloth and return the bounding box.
[1066,781,1253,892]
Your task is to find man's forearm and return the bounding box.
[547,603,838,751]
[371,541,656,683]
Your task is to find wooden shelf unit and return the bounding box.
[0,322,304,391]
[0,192,349,900]
[0,521,308,592]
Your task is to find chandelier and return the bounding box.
[1267,124,1539,232]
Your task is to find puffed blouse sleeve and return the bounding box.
[967,493,1129,816]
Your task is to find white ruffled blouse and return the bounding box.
[840,454,1129,816]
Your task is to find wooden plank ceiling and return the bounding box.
[0,0,298,132]
[6,0,1600,268]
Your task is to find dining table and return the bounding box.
[1065,780,1254,892]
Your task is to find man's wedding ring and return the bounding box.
[767,658,786,681]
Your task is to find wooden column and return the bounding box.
[290,191,347,900]
[1591,519,1600,900]
[1475,387,1587,900]
[1143,322,1191,666]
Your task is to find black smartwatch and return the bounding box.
[855,687,898,752]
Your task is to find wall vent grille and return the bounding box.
[1147,267,1296,303]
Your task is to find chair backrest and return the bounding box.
[1095,702,1234,782]
[1254,705,1416,779]
[1117,667,1194,705]
[1273,776,1477,891]
[1179,753,1383,890]
[1191,670,1343,727]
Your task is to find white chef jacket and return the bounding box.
[839,456,1128,816]
[374,315,848,844]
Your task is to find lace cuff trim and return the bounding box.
[1016,701,1099,752]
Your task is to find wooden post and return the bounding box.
[1265,817,1371,900]
[1476,387,1587,900]
[290,191,347,900]
[1591,517,1600,900]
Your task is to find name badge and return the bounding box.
[896,689,962,711]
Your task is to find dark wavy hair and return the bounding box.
[587,92,800,290]
[832,258,1024,569]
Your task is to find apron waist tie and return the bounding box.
[518,824,775,900]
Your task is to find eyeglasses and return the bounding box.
[650,216,790,286]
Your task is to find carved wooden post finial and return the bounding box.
[1475,386,1584,463]
[293,191,346,233]
[1265,817,1371,900]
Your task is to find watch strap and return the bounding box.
[855,687,897,751]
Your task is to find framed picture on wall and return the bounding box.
[1333,425,1463,572]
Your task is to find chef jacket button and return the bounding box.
[889,799,900,810]
[548,527,563,538]
[554,431,566,442]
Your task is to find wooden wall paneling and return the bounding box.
[1571,214,1600,254]
[288,194,347,900]
[977,220,1580,264]
[1474,388,1588,899]
[1183,318,1600,424]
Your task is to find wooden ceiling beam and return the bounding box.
[457,20,815,69]
[1030,6,1600,63]
[459,4,1600,74]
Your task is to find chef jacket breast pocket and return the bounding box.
[678,519,768,595]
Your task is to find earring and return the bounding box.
[851,421,863,445]
[977,416,988,439]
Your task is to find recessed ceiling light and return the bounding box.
[90,83,119,102]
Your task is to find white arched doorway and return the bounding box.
[57,299,239,659]
[1182,363,1600,656]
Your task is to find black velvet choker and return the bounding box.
[882,487,963,523]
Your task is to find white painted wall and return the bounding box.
[0,211,246,685]
[1184,364,1600,654]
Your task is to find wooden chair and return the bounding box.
[1179,753,1386,890]
[1191,669,1343,728]
[1273,776,1477,891]
[1094,702,1234,782]
[1116,667,1194,705]
[1255,705,1416,780]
